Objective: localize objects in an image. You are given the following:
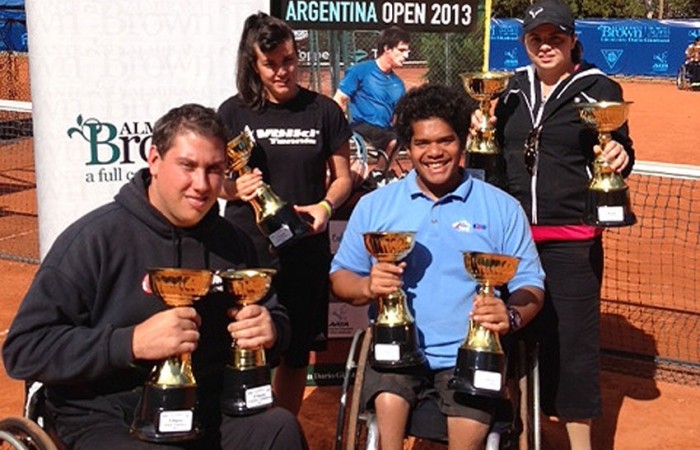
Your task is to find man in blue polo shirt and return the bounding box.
[333,26,410,187]
[329,84,545,450]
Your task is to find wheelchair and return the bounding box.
[0,382,60,450]
[335,327,541,450]
[337,132,409,221]
[676,62,700,91]
[348,131,409,190]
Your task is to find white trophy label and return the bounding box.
[597,205,624,222]
[158,410,193,433]
[374,343,401,361]
[269,224,293,247]
[473,370,502,391]
[245,384,274,408]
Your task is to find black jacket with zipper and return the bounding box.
[494,61,635,226]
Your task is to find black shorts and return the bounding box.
[361,364,495,426]
[351,122,397,153]
[275,233,332,368]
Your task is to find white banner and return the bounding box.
[26,0,267,258]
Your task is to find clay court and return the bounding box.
[1,74,699,449]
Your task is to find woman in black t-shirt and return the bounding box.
[218,12,352,416]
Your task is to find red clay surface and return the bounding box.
[1,76,700,449]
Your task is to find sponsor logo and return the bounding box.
[651,51,668,72]
[503,47,520,68]
[601,49,623,70]
[452,220,486,232]
[597,24,670,43]
[528,7,543,19]
[67,115,152,184]
[255,127,320,145]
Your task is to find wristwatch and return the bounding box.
[506,305,522,334]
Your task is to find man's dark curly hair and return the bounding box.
[393,84,472,150]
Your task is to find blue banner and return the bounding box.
[0,3,26,52]
[489,18,700,78]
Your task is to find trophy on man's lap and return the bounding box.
[218,268,277,416]
[449,252,518,398]
[363,231,426,368]
[576,101,637,227]
[226,128,310,248]
[130,268,213,443]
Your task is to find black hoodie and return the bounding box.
[494,61,635,226]
[2,169,290,423]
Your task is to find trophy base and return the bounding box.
[448,348,506,398]
[466,153,506,189]
[259,203,311,249]
[130,383,200,443]
[370,323,427,369]
[221,365,274,416]
[583,188,637,227]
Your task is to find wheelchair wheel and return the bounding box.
[335,328,375,450]
[349,132,369,190]
[677,65,689,90]
[0,417,58,450]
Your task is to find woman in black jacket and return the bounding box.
[472,1,635,449]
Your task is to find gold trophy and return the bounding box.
[449,252,518,398]
[363,231,426,368]
[577,101,637,227]
[460,71,512,187]
[226,127,310,248]
[131,268,213,442]
[218,268,277,416]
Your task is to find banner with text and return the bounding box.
[489,18,700,77]
[272,0,480,33]
[26,0,266,257]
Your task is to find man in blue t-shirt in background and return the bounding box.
[333,26,410,187]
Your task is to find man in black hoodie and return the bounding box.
[2,104,307,449]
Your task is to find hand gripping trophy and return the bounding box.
[577,101,637,226]
[363,231,426,368]
[226,127,310,248]
[449,252,519,398]
[460,71,512,185]
[130,268,213,442]
[218,268,277,416]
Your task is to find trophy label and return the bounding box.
[473,370,502,391]
[245,384,273,408]
[374,343,401,361]
[597,205,624,222]
[158,410,193,433]
[269,225,293,247]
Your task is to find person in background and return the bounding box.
[218,12,353,416]
[684,36,700,85]
[333,26,411,188]
[472,1,635,448]
[2,104,307,450]
[331,84,545,450]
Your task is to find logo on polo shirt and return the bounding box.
[452,220,487,233]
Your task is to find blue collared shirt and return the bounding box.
[331,169,545,369]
